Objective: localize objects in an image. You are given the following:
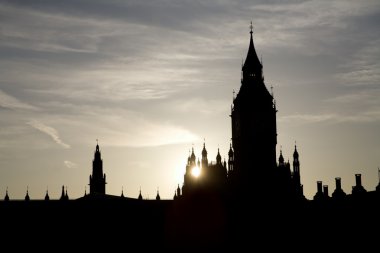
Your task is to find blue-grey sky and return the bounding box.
[1,0,379,200]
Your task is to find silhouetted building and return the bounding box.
[230,23,277,200]
[1,24,380,251]
[89,142,106,195]
[182,143,227,197]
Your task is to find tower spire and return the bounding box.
[242,22,263,82]
[4,187,9,201]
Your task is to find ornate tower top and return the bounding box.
[242,22,263,81]
[293,143,299,159]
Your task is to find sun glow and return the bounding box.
[191,166,201,178]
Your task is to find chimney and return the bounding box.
[355,174,362,187]
[335,177,342,190]
[317,181,323,193]
[323,185,329,197]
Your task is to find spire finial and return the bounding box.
[250,21,253,35]
[96,139,98,145]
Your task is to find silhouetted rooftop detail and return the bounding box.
[4,187,9,201]
[352,174,367,196]
[156,189,160,200]
[138,188,142,200]
[242,21,262,79]
[45,189,50,201]
[121,187,125,198]
[332,177,346,200]
[25,187,30,201]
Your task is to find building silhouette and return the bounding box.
[89,141,106,195]
[1,24,380,250]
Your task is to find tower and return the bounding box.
[292,144,303,197]
[89,141,106,195]
[231,23,277,197]
[201,142,208,169]
[228,143,234,175]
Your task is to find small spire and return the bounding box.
[65,187,69,200]
[45,188,50,201]
[156,187,160,200]
[250,21,253,35]
[121,186,125,198]
[294,141,299,159]
[25,186,30,201]
[84,186,87,196]
[4,187,9,201]
[138,187,142,200]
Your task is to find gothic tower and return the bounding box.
[231,23,277,198]
[89,142,106,194]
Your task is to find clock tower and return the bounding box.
[230,23,277,199]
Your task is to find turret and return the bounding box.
[332,177,346,200]
[352,173,367,196]
[89,141,107,195]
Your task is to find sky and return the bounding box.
[0,0,379,200]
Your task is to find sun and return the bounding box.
[191,166,201,178]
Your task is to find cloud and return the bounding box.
[0,89,37,110]
[64,160,77,169]
[280,111,380,124]
[27,120,70,148]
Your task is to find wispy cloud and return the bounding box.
[64,160,77,168]
[0,89,37,110]
[280,111,380,124]
[27,120,70,148]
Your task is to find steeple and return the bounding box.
[25,187,30,201]
[242,21,263,82]
[156,188,160,200]
[60,185,65,200]
[293,143,299,160]
[4,187,9,201]
[45,188,50,201]
[201,140,208,169]
[65,188,69,200]
[190,146,196,165]
[121,187,125,198]
[279,148,284,166]
[138,187,143,200]
[177,184,181,197]
[216,148,222,164]
[90,141,106,195]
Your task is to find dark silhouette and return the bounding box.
[1,24,379,250]
[89,140,106,194]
